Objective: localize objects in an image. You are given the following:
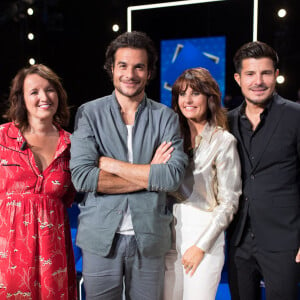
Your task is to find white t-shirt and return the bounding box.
[117,125,134,235]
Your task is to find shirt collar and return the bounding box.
[194,122,216,148]
[238,93,275,119]
[5,122,70,153]
[112,90,147,114]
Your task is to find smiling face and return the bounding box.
[178,86,208,125]
[234,57,278,107]
[112,47,150,102]
[23,74,58,123]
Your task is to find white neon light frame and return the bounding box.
[127,0,258,41]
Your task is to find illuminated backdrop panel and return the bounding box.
[160,36,226,107]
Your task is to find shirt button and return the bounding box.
[251,156,254,160]
[245,197,248,201]
[251,175,255,180]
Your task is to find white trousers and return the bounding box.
[164,204,225,300]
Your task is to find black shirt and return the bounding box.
[238,99,273,231]
[239,100,272,168]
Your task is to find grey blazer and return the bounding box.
[70,92,188,257]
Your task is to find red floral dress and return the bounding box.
[0,122,77,300]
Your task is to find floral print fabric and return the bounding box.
[0,122,77,299]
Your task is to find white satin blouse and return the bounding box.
[172,122,242,252]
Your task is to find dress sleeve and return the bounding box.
[195,133,242,252]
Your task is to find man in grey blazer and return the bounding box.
[227,41,300,300]
[70,31,188,299]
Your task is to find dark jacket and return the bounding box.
[228,94,300,251]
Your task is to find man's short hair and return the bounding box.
[233,41,279,74]
[104,31,158,81]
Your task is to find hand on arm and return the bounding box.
[98,141,173,192]
[151,141,173,164]
[295,248,300,263]
[181,245,205,276]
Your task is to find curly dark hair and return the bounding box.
[4,64,70,131]
[104,31,158,81]
[172,68,228,153]
[233,41,279,74]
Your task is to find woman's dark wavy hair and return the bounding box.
[233,41,279,74]
[172,68,228,153]
[104,31,158,81]
[4,64,70,132]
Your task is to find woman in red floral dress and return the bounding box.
[0,64,77,299]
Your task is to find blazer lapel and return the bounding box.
[250,95,285,172]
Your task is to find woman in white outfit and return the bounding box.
[164,68,242,300]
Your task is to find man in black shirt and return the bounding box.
[227,41,300,300]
